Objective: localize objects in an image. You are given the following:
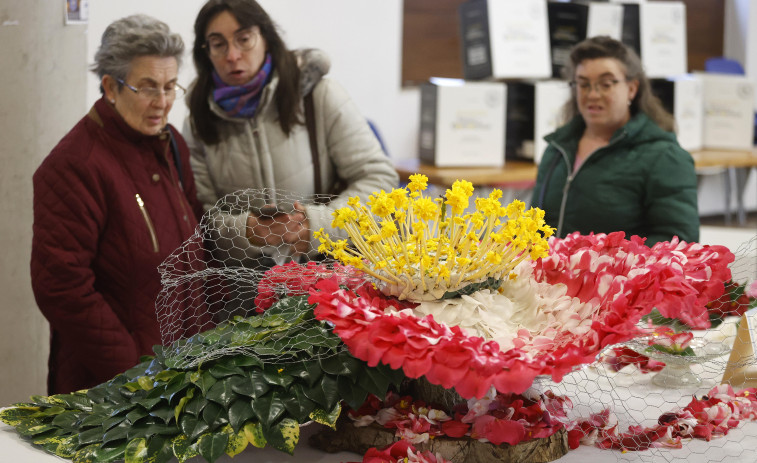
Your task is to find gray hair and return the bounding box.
[91,14,184,92]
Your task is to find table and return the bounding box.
[395,148,757,225]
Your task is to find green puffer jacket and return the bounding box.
[532,112,699,246]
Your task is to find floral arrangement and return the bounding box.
[315,174,553,301]
[311,231,734,398]
[567,385,757,451]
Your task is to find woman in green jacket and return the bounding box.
[532,36,699,246]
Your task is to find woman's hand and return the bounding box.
[246,202,310,255]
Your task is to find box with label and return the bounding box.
[505,80,571,165]
[547,1,623,79]
[459,0,551,80]
[650,75,704,152]
[639,2,687,78]
[694,73,755,150]
[419,78,507,167]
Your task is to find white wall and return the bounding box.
[87,0,420,161]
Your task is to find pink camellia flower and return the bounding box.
[650,326,694,352]
[747,280,757,299]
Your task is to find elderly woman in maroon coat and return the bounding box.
[31,15,207,394]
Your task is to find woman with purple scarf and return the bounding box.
[183,0,398,314]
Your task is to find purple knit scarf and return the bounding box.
[212,53,273,118]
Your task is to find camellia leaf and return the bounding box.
[52,435,79,458]
[208,362,245,379]
[149,405,175,425]
[153,370,180,384]
[242,422,266,448]
[137,376,154,391]
[180,414,210,443]
[183,394,206,417]
[248,371,271,398]
[174,388,195,423]
[285,361,323,388]
[91,441,128,463]
[251,391,285,427]
[197,431,229,463]
[281,385,317,423]
[263,418,299,455]
[309,402,342,429]
[206,377,237,409]
[337,375,368,411]
[16,418,55,437]
[222,424,248,457]
[102,421,131,445]
[171,434,199,463]
[78,426,108,446]
[124,438,148,463]
[201,401,229,431]
[320,375,340,409]
[227,398,255,432]
[73,443,99,463]
[0,407,41,426]
[145,436,174,463]
[191,370,217,396]
[261,367,294,388]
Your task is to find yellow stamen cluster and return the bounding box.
[315,174,555,301]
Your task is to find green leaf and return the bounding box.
[281,385,317,422]
[149,405,175,425]
[173,388,195,423]
[248,371,271,398]
[285,361,323,388]
[51,410,83,432]
[337,375,368,411]
[80,412,109,429]
[179,414,210,443]
[52,435,79,458]
[242,422,267,448]
[228,399,255,432]
[171,434,199,463]
[206,377,238,409]
[102,421,131,445]
[228,354,263,369]
[137,376,154,391]
[78,426,107,446]
[91,441,128,463]
[184,394,206,417]
[16,418,54,437]
[251,391,285,427]
[51,393,94,411]
[145,436,174,463]
[73,443,99,463]
[201,401,229,431]
[126,407,150,426]
[261,366,294,388]
[102,415,127,432]
[309,402,342,429]
[153,370,180,383]
[197,432,229,463]
[222,424,248,457]
[86,385,109,404]
[647,344,696,356]
[263,418,299,455]
[190,370,217,396]
[320,375,340,409]
[208,362,245,379]
[124,438,148,463]
[0,406,41,426]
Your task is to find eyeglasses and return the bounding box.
[117,79,186,101]
[203,28,258,58]
[569,79,626,95]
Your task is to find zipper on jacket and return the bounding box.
[135,194,160,253]
[550,130,628,237]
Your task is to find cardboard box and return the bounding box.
[695,72,755,150]
[547,1,623,79]
[505,80,571,165]
[460,0,551,80]
[650,75,704,152]
[419,78,507,167]
[639,2,687,78]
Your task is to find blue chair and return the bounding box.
[704,57,745,75]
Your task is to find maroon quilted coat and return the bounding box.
[31,98,206,394]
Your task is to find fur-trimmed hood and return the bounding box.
[294,48,331,96]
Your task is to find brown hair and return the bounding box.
[188,0,302,145]
[561,36,675,132]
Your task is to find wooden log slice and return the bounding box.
[309,419,569,463]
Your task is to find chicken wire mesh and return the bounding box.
[155,187,757,461]
[155,189,371,369]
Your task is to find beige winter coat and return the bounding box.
[183,50,398,262]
